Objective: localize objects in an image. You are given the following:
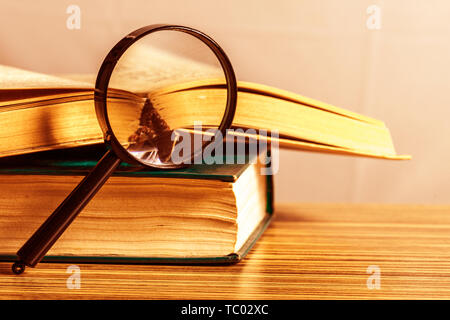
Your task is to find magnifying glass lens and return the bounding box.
[106,30,227,167]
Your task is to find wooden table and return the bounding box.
[2,203,450,299]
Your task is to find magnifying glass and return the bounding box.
[12,24,237,274]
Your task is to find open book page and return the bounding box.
[146,79,385,127]
[0,65,92,90]
[58,44,224,95]
[52,44,385,129]
[107,43,223,94]
[58,73,97,85]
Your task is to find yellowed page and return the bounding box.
[107,44,223,94]
[150,78,385,127]
[0,65,92,90]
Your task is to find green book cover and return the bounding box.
[0,144,274,265]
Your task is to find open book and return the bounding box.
[0,45,409,160]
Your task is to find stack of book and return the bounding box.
[0,63,408,264]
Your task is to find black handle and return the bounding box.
[12,149,121,274]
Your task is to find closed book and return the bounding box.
[0,145,273,264]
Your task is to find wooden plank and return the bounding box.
[1,204,450,299]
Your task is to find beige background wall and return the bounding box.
[1,0,448,203]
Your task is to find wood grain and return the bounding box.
[2,203,450,300]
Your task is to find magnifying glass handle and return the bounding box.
[12,149,121,274]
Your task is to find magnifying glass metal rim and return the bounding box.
[94,24,238,168]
